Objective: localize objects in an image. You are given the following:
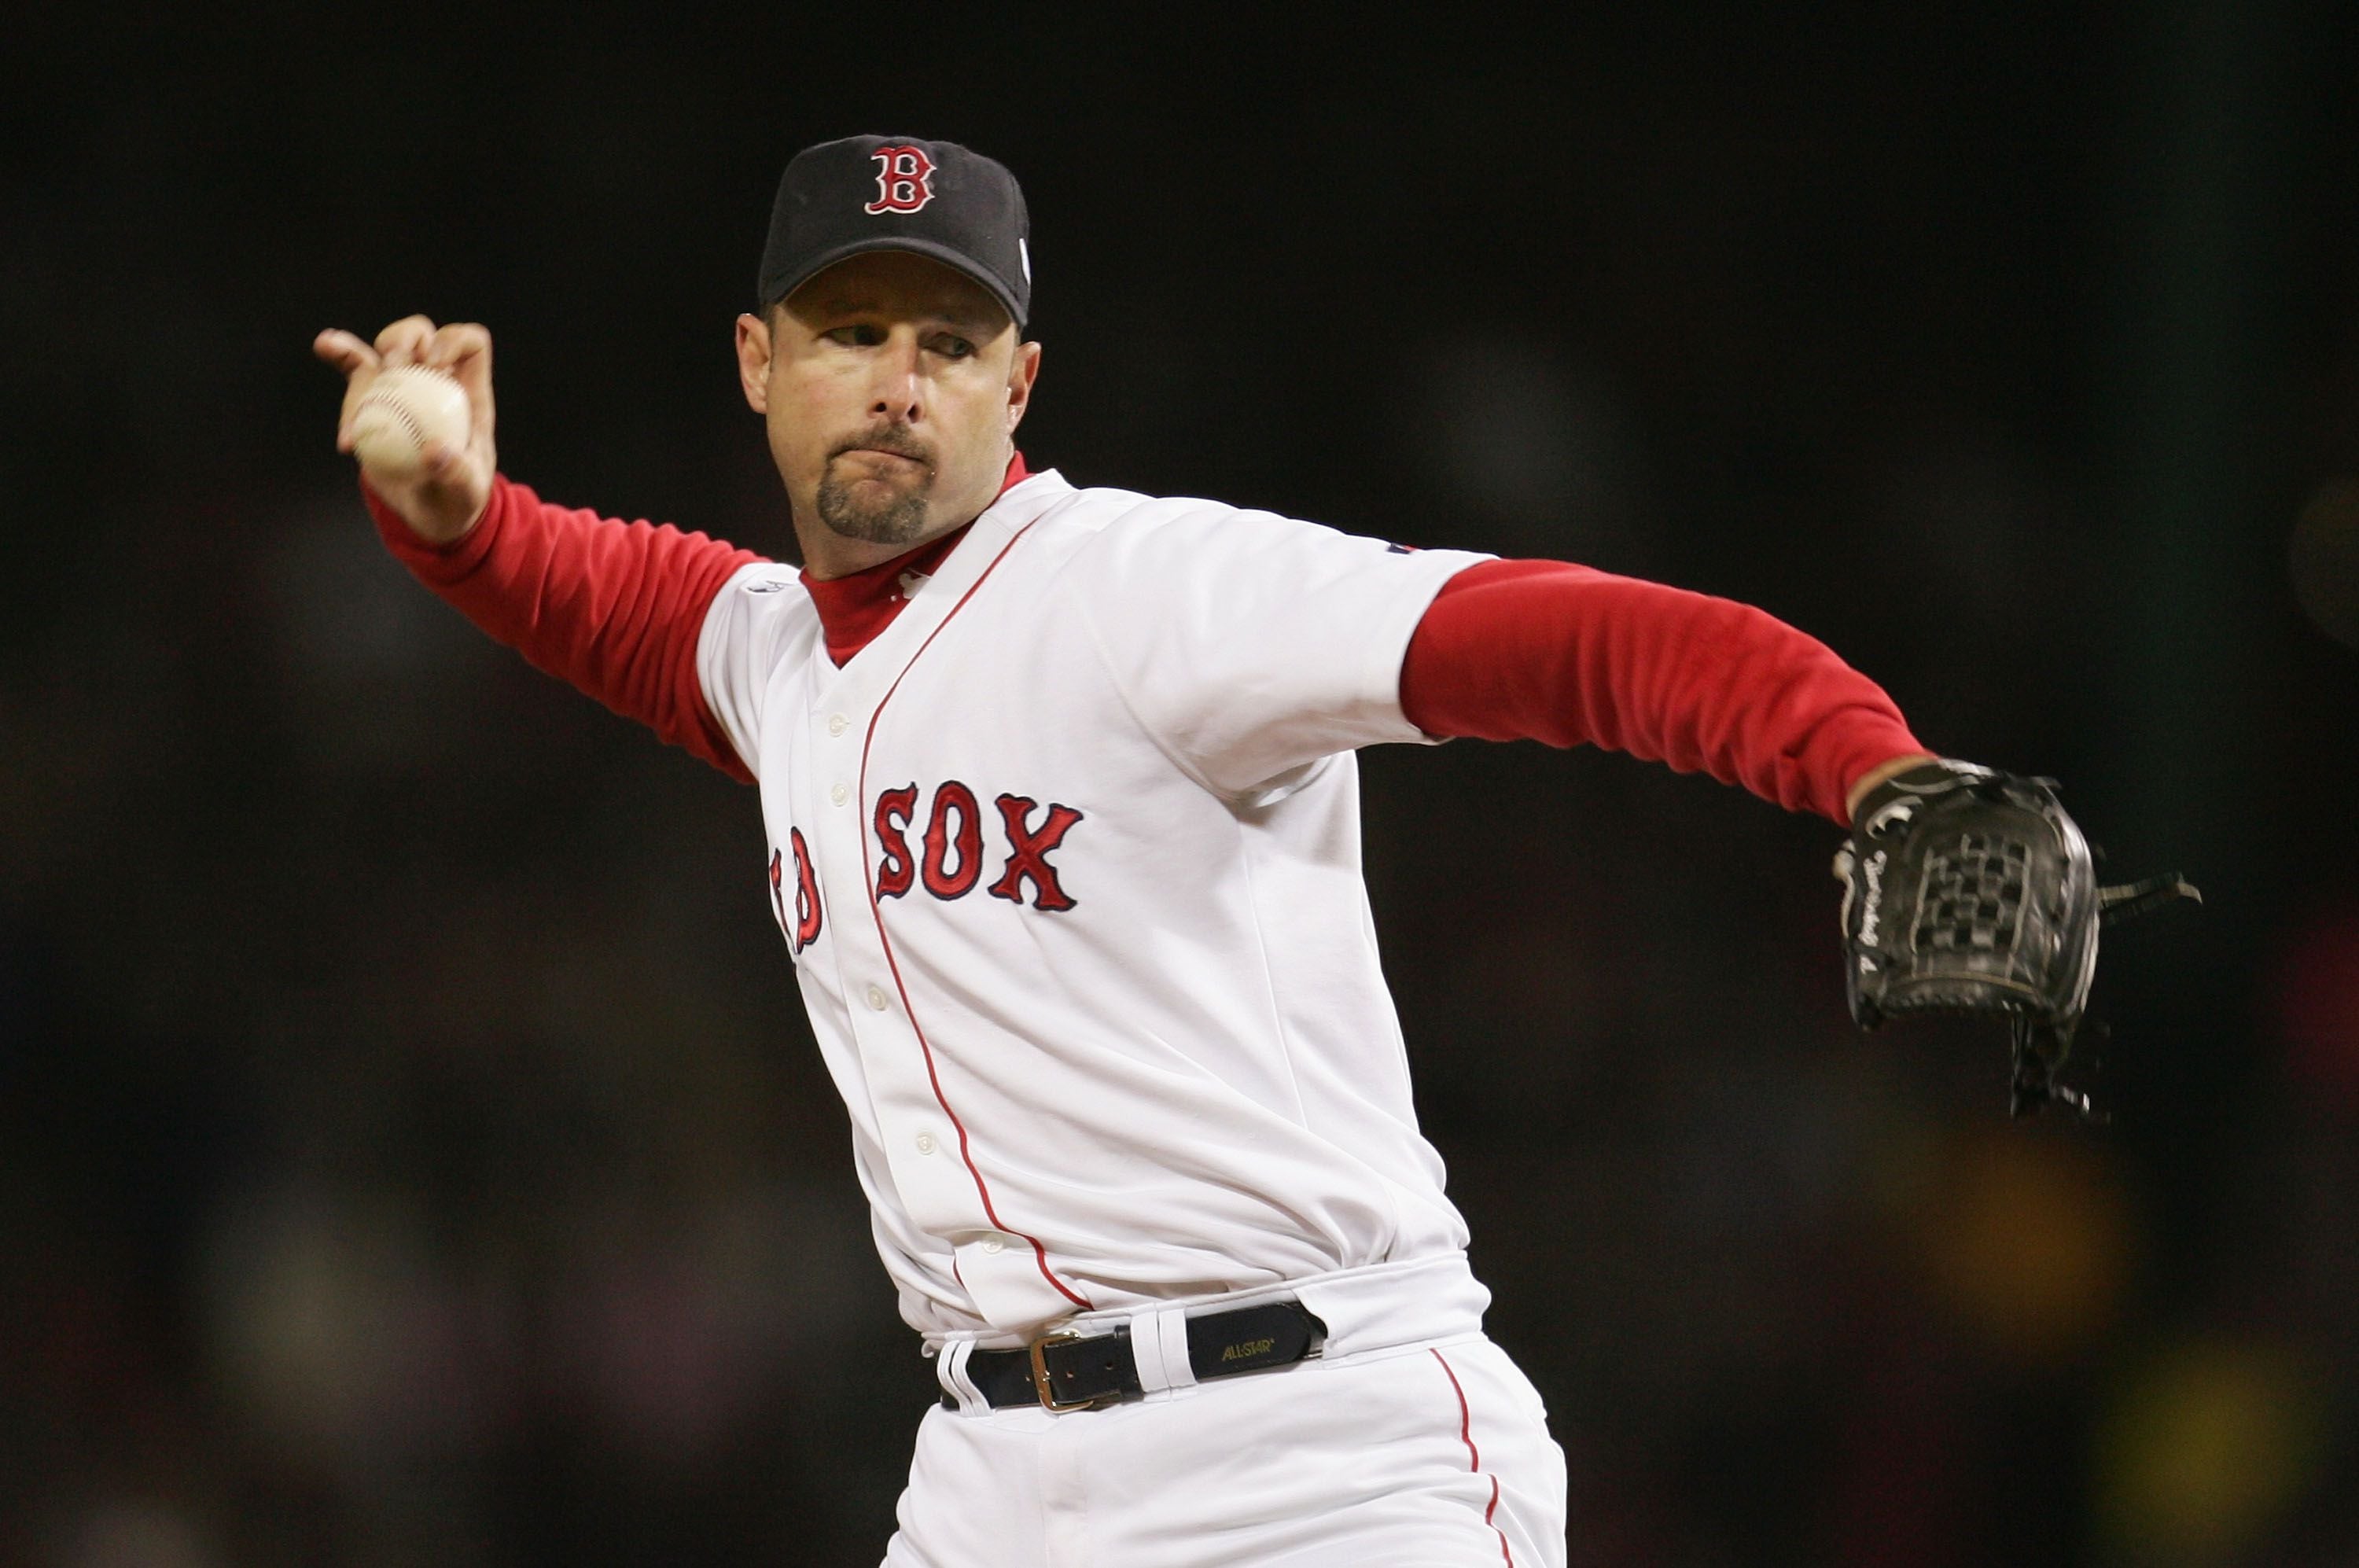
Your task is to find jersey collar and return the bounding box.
[801,451,1031,668]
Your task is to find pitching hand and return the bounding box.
[313,316,499,545]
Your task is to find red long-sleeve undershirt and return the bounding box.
[1398,559,1922,823]
[365,477,1923,823]
[363,474,762,783]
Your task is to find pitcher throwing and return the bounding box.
[316,134,2179,1566]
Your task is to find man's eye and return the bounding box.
[828,325,885,347]
[933,336,976,359]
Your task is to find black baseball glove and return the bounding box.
[1833,760,2199,1118]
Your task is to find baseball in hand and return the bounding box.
[350,365,473,479]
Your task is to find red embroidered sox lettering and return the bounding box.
[874,784,1084,910]
[770,829,823,952]
[778,783,1083,948]
[865,145,937,214]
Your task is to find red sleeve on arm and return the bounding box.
[364,474,764,783]
[1399,558,1926,825]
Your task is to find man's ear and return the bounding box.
[734,311,774,414]
[1006,339,1042,433]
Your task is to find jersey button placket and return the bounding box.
[814,693,968,1253]
[808,693,931,1233]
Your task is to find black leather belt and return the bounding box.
[944,1300,1327,1412]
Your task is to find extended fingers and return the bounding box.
[374,314,438,366]
[313,328,378,375]
[425,321,490,373]
[427,322,497,444]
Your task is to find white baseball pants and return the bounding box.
[881,1333,1567,1568]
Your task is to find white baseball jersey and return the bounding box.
[695,468,1494,1343]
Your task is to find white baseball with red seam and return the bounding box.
[350,365,471,480]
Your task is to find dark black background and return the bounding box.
[4,4,2357,1563]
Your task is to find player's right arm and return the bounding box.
[314,318,764,781]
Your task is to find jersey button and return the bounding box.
[980,1235,1006,1255]
[830,782,851,807]
[827,713,849,737]
[865,984,889,1011]
[915,1131,937,1155]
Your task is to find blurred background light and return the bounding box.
[1907,1127,2136,1365]
[2273,906,2359,1114]
[2094,1338,2327,1564]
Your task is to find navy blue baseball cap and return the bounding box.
[756,135,1032,332]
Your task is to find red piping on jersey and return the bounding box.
[1433,1349,1514,1566]
[856,519,1094,1315]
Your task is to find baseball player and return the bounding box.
[313,135,2138,1566]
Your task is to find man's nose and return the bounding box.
[868,333,925,423]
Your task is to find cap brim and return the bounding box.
[764,237,1027,333]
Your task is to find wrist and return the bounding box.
[1844,751,1939,825]
[362,472,497,553]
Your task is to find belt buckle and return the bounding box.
[1027,1329,1117,1412]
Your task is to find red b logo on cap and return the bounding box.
[865,145,937,214]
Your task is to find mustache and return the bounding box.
[830,428,937,468]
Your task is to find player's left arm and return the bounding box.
[1398,558,1932,826]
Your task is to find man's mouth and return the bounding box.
[837,444,932,469]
